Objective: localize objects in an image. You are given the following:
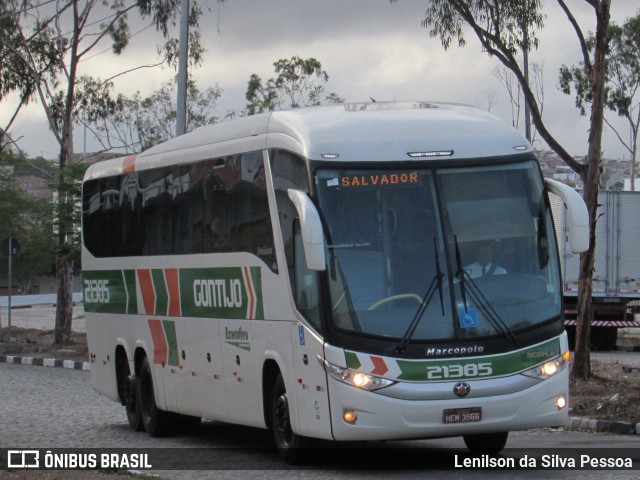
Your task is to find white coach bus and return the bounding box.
[82,102,588,462]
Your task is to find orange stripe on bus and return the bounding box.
[137,269,156,316]
[122,155,137,173]
[148,319,168,365]
[243,267,256,319]
[165,268,181,317]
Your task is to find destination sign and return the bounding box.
[338,171,420,189]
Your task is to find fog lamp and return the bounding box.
[343,409,358,424]
[556,395,567,410]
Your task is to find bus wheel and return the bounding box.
[117,355,143,432]
[125,375,143,432]
[463,432,509,453]
[271,372,308,463]
[139,355,174,436]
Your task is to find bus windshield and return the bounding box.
[314,160,562,343]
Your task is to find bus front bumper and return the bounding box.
[328,369,569,441]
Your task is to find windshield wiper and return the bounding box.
[453,236,518,347]
[395,238,445,354]
[454,235,468,310]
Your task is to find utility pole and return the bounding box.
[522,1,531,143]
[523,46,531,143]
[176,0,189,136]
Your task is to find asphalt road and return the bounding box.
[1,363,639,479]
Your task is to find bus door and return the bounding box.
[220,318,262,427]
[289,321,332,439]
[288,226,332,439]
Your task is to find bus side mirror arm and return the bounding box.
[287,189,327,271]
[544,178,589,253]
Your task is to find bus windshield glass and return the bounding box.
[314,160,561,343]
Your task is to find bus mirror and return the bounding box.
[544,179,589,253]
[288,189,326,271]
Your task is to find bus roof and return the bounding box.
[85,102,532,180]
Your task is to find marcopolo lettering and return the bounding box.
[193,279,243,309]
[426,345,485,357]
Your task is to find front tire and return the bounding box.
[271,372,308,463]
[139,355,175,436]
[463,431,509,453]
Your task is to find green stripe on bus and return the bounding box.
[82,266,264,320]
[345,351,362,370]
[162,320,179,367]
[122,269,137,314]
[83,270,129,314]
[152,269,168,316]
[395,338,561,382]
[180,267,264,320]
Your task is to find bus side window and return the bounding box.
[294,222,322,332]
[270,149,310,293]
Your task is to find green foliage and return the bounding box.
[559,11,640,119]
[244,56,344,115]
[412,0,579,172]
[559,8,640,185]
[0,150,57,287]
[420,0,544,56]
[52,161,88,267]
[1,0,206,152]
[98,77,222,152]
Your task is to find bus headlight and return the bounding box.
[522,350,570,380]
[320,358,395,391]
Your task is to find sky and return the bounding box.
[4,0,640,161]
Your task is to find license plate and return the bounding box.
[442,407,482,423]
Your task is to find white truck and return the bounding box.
[551,190,640,350]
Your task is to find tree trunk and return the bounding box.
[572,177,597,378]
[54,0,80,345]
[632,131,637,191]
[54,256,74,344]
[571,0,611,380]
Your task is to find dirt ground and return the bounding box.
[2,326,640,425]
[0,327,88,361]
[569,329,640,423]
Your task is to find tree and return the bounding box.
[409,0,611,379]
[94,77,222,153]
[0,150,57,292]
[244,56,344,115]
[560,10,640,191]
[0,0,204,343]
[494,61,545,145]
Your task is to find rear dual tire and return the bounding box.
[126,355,200,436]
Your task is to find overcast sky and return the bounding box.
[4,0,639,160]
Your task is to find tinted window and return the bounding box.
[82,151,276,271]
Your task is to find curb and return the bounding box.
[565,416,640,436]
[617,344,640,352]
[0,354,91,371]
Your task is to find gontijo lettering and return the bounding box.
[193,278,243,308]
